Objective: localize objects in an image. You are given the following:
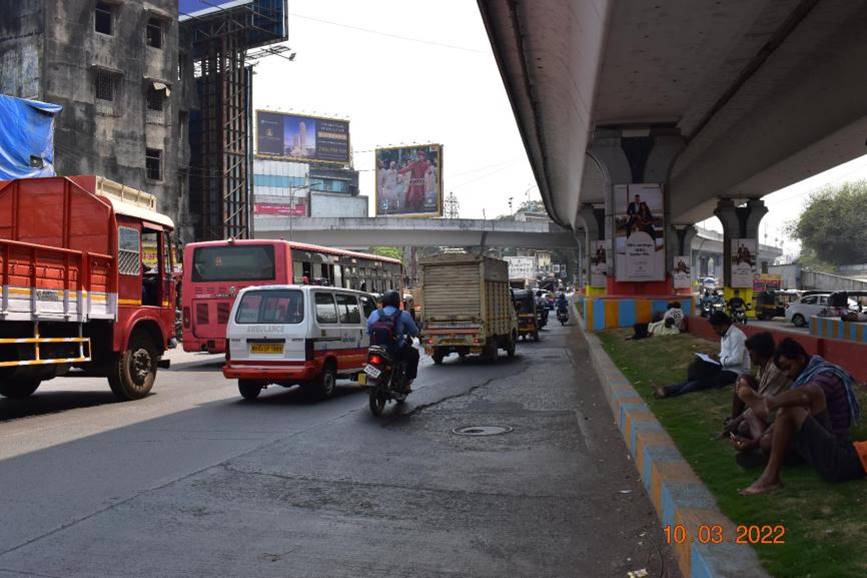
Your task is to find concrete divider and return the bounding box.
[580,322,769,578]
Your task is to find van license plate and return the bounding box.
[364,365,382,379]
[250,342,283,354]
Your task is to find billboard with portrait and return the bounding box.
[613,183,665,282]
[731,239,758,288]
[375,144,442,217]
[256,111,350,164]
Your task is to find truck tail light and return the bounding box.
[183,307,190,328]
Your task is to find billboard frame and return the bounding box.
[255,109,352,166]
[374,143,443,219]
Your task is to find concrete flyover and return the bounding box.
[253,216,578,249]
[478,0,867,228]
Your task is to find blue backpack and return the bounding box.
[370,310,400,350]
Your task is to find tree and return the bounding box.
[790,181,867,266]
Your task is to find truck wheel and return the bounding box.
[432,349,445,365]
[532,331,540,342]
[0,379,41,399]
[506,335,516,358]
[238,380,262,400]
[108,332,158,401]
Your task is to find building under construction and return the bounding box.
[0,0,287,242]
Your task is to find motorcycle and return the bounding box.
[730,302,750,325]
[701,297,725,318]
[556,307,569,326]
[362,345,410,416]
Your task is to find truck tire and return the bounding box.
[532,331,540,342]
[0,379,41,399]
[506,334,516,358]
[432,349,445,365]
[108,331,158,401]
[238,379,262,400]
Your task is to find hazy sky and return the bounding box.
[253,0,867,258]
[253,0,539,219]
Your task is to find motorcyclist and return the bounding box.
[728,289,747,318]
[555,292,569,314]
[366,290,420,392]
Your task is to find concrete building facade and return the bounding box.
[0,0,195,238]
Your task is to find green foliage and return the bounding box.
[791,181,867,266]
[368,246,404,262]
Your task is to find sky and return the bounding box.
[252,0,539,220]
[252,0,867,260]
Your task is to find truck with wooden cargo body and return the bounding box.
[0,176,177,400]
[419,254,517,364]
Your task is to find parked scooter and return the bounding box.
[362,345,410,416]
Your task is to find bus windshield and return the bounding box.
[192,245,276,282]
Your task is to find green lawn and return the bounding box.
[597,329,867,578]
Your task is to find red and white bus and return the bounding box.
[181,239,403,353]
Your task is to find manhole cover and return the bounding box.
[452,425,513,437]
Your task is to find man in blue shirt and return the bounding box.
[367,290,420,391]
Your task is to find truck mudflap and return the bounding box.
[0,322,92,368]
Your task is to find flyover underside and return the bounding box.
[254,217,578,249]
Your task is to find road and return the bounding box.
[0,324,678,577]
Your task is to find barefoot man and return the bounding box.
[737,338,862,494]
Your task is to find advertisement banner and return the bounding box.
[504,256,536,280]
[614,183,665,281]
[254,202,307,217]
[590,240,609,287]
[673,255,691,289]
[256,111,350,164]
[753,274,782,292]
[375,144,442,217]
[731,238,758,288]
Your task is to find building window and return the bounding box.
[95,69,115,101]
[146,87,163,111]
[146,148,162,181]
[146,18,162,49]
[95,2,113,35]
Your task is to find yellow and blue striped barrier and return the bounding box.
[580,296,694,332]
[810,316,867,343]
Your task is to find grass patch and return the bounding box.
[597,328,867,578]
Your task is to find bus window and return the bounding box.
[192,245,275,282]
[292,260,304,283]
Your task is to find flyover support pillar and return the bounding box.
[713,199,767,307]
[578,204,605,296]
[587,127,685,297]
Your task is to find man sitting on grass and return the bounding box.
[653,312,748,398]
[737,338,862,494]
[725,332,792,456]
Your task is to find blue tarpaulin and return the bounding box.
[0,95,62,180]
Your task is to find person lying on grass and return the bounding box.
[736,338,862,495]
[653,311,748,398]
[724,332,792,455]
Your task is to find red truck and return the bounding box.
[0,176,176,400]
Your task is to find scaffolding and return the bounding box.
[183,1,287,241]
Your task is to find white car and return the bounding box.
[785,293,857,327]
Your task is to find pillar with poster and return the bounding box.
[730,239,757,288]
[672,256,691,289]
[613,183,665,282]
[590,240,609,287]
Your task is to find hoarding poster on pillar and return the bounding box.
[590,240,609,287]
[614,183,665,281]
[731,239,758,288]
[672,256,691,289]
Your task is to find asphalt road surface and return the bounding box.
[0,324,679,577]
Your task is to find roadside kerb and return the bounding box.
[580,323,769,578]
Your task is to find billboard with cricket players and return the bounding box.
[375,144,443,217]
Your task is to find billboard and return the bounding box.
[375,144,442,217]
[256,111,350,165]
[613,183,665,282]
[179,1,287,51]
[731,239,758,288]
[504,256,536,280]
[254,202,307,217]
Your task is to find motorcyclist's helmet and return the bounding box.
[381,290,401,309]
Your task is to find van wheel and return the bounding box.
[314,362,337,399]
[238,380,262,400]
[108,332,158,401]
[0,379,41,399]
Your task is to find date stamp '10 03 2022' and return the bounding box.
[664,524,786,545]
